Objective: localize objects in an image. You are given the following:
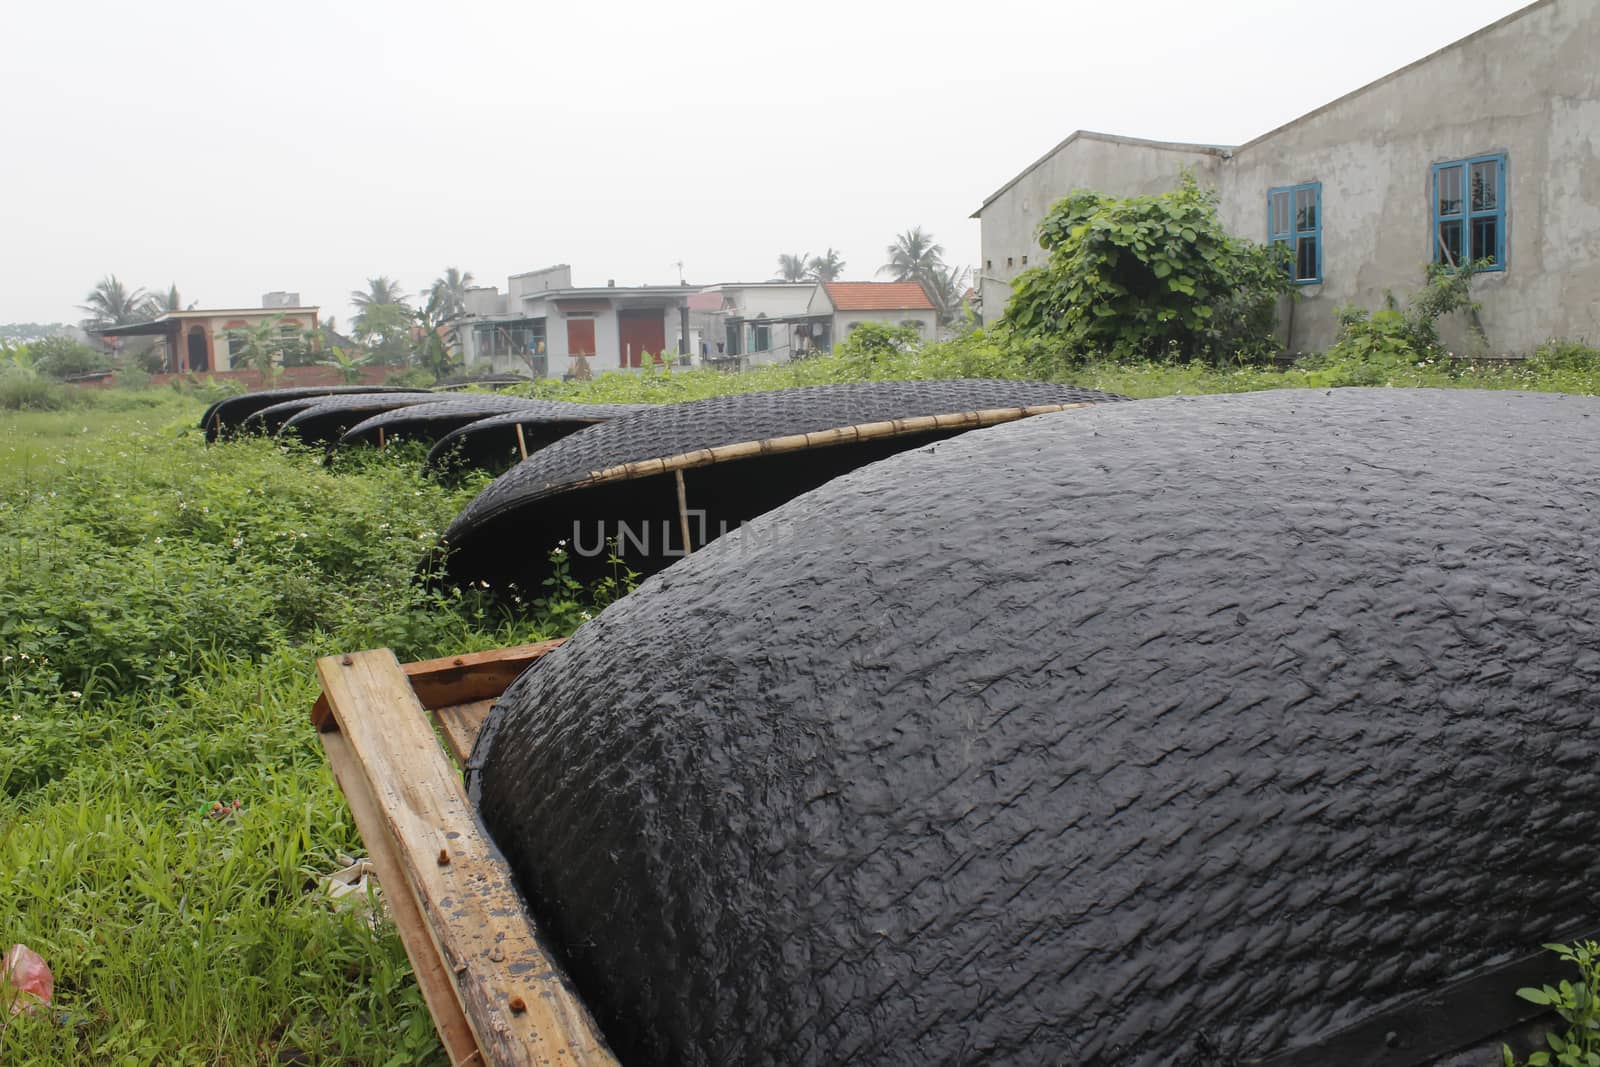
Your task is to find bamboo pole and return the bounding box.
[674,469,693,554]
[570,402,1098,490]
[514,423,529,461]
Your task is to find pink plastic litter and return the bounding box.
[2,944,53,1016]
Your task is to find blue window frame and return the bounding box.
[1432,153,1506,270]
[1268,182,1322,284]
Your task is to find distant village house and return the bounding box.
[96,292,319,372]
[456,271,942,377]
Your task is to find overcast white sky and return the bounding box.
[1,0,1532,326]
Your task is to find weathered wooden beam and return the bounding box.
[315,649,615,1067]
[320,726,482,1065]
[312,640,564,731]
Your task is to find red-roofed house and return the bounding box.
[804,282,939,352]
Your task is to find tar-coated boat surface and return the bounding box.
[470,389,1600,1067]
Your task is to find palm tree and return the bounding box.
[428,267,475,322]
[806,249,846,283]
[353,276,408,307]
[925,264,973,324]
[79,275,153,331]
[775,253,811,282]
[412,287,459,381]
[350,276,410,342]
[879,228,946,285]
[226,316,296,385]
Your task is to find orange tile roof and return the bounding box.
[822,281,935,311]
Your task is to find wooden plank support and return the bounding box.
[320,726,482,1066]
[316,648,616,1067]
[312,640,565,731]
[403,639,567,714]
[433,698,498,763]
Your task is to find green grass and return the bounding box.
[505,332,1600,405]
[4,346,1600,1063]
[0,398,571,1065]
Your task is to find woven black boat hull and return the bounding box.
[437,379,1126,591]
[201,386,416,441]
[274,393,443,446]
[424,403,650,474]
[469,388,1600,1067]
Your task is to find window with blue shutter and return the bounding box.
[1268,182,1322,284]
[1432,154,1506,270]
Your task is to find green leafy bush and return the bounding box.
[1529,339,1600,372]
[0,375,68,410]
[114,363,153,390]
[128,342,168,374]
[29,336,109,380]
[1002,174,1291,366]
[834,321,925,377]
[1504,941,1600,1067]
[386,366,437,388]
[1326,262,1482,366]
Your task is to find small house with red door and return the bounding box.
[459,265,697,379]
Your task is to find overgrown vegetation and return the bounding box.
[1324,261,1485,368]
[0,397,582,1064]
[1003,175,1292,366]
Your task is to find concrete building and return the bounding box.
[458,265,697,378]
[692,282,818,366]
[972,0,1600,355]
[458,272,946,376]
[804,282,940,351]
[97,303,319,372]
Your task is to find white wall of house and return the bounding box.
[462,287,508,317]
[971,0,1600,355]
[834,309,939,340]
[507,266,572,304]
[706,283,816,365]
